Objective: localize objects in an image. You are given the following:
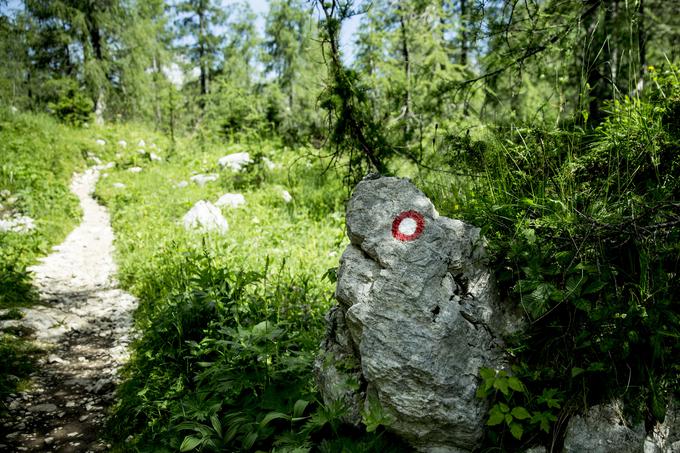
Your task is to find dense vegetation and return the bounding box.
[1,0,678,451]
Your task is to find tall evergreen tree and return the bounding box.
[175,0,227,110]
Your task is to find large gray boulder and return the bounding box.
[562,400,646,453]
[315,175,519,452]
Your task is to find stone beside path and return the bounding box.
[0,168,137,452]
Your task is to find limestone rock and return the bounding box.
[645,399,680,453]
[315,175,518,452]
[182,200,228,234]
[218,152,252,172]
[215,193,246,208]
[190,173,218,186]
[563,400,646,453]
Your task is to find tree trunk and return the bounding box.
[582,0,610,126]
[398,7,412,138]
[198,6,207,109]
[153,54,163,128]
[94,88,105,125]
[460,0,468,67]
[90,22,106,123]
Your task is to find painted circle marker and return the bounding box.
[392,210,425,242]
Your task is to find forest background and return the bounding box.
[1,0,679,451]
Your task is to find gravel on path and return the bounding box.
[0,168,137,452]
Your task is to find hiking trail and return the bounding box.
[1,168,137,452]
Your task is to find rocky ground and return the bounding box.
[0,168,137,452]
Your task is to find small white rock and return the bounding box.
[149,152,162,162]
[281,190,293,203]
[136,149,146,155]
[112,183,126,189]
[218,152,252,172]
[127,167,142,173]
[47,354,65,364]
[190,174,218,186]
[138,139,146,147]
[215,193,246,208]
[182,200,229,234]
[176,181,189,188]
[117,140,127,148]
[95,139,106,146]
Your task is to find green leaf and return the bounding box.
[508,376,524,392]
[499,402,510,413]
[179,435,202,452]
[510,422,524,439]
[587,362,606,372]
[293,399,309,419]
[511,407,531,420]
[479,367,496,380]
[565,274,584,296]
[486,406,505,426]
[494,377,509,396]
[523,282,554,318]
[571,367,585,378]
[582,279,607,295]
[210,414,222,438]
[531,411,557,433]
[260,411,290,427]
[243,432,258,450]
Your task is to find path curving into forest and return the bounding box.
[0,168,137,452]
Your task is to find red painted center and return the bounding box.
[392,210,425,242]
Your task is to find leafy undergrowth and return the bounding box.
[419,65,680,450]
[96,135,408,451]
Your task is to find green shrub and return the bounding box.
[46,78,94,127]
[420,65,680,450]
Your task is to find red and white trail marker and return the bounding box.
[391,210,425,242]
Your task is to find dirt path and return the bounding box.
[0,168,137,452]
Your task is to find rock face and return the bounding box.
[315,175,518,452]
[645,399,680,453]
[562,400,646,453]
